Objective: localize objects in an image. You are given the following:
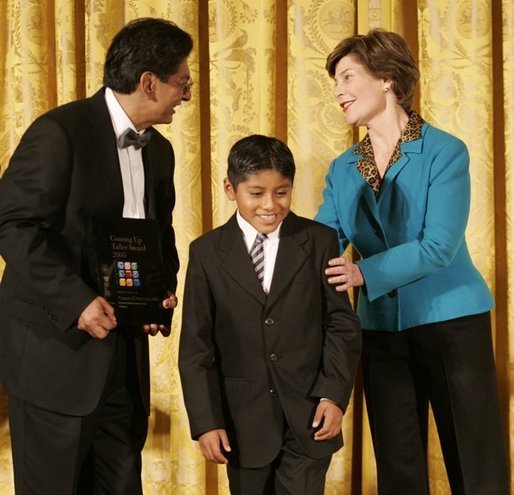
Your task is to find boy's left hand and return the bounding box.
[312,399,343,441]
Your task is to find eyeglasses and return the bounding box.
[176,77,194,93]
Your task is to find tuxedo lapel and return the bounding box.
[142,130,157,219]
[266,212,309,308]
[220,215,267,305]
[88,89,124,217]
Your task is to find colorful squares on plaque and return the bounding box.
[115,261,140,287]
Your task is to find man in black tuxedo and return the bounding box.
[0,18,192,494]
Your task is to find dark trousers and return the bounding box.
[362,312,508,495]
[8,332,147,495]
[227,425,332,495]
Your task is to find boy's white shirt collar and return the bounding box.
[236,211,281,294]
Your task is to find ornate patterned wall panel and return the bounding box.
[55,0,82,103]
[208,0,278,229]
[0,3,61,490]
[502,0,514,486]
[357,0,393,32]
[287,0,355,219]
[123,2,206,494]
[418,1,498,492]
[287,2,357,493]
[1,1,55,155]
[85,0,124,94]
[418,0,495,284]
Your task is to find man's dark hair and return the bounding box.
[103,18,193,94]
[227,135,296,189]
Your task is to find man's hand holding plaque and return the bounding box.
[87,218,175,331]
[142,292,178,336]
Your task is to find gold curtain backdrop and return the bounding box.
[0,0,512,493]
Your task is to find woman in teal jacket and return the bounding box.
[315,30,508,494]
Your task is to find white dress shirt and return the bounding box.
[104,87,146,219]
[236,211,281,294]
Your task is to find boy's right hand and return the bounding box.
[199,429,232,464]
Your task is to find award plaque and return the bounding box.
[87,218,169,326]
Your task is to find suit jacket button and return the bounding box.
[264,317,274,326]
[269,353,278,362]
[269,388,278,398]
[388,290,397,298]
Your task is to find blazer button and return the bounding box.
[269,353,278,362]
[388,290,397,298]
[264,317,274,326]
[269,388,279,398]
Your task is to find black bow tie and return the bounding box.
[118,128,152,150]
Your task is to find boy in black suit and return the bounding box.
[179,135,361,494]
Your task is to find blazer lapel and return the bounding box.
[379,136,423,200]
[266,212,309,308]
[220,215,267,305]
[88,89,124,217]
[348,150,382,224]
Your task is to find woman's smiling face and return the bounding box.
[333,53,390,127]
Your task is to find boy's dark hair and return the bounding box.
[227,135,296,189]
[103,18,193,94]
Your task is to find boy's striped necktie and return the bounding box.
[250,233,267,288]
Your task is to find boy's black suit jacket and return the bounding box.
[0,89,179,416]
[179,212,361,468]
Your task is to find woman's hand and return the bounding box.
[325,256,364,291]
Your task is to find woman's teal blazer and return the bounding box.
[315,122,494,331]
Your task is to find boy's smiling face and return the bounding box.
[224,169,292,234]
